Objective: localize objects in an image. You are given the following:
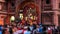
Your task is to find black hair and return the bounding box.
[27,26,30,31]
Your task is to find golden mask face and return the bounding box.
[10,16,15,21]
[19,14,23,20]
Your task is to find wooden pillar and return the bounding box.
[0,15,6,25]
[52,0,59,26]
[36,0,41,23]
[53,12,58,26]
[0,0,7,25]
[5,2,11,24]
[15,0,19,18]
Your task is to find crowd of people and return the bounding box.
[0,20,59,34]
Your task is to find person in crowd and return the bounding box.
[16,29,23,34]
[9,25,13,34]
[5,28,10,34]
[43,26,46,34]
[50,26,55,34]
[33,25,43,34]
[0,25,3,34]
[29,24,33,31]
[2,29,5,34]
[13,26,18,34]
[32,21,37,30]
[33,26,37,34]
[57,26,60,34]
[16,23,23,34]
[23,26,31,34]
[53,26,58,34]
[28,26,31,31]
[36,25,40,34]
[47,27,52,34]
[39,25,43,34]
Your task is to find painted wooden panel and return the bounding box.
[0,5,1,10]
[0,19,3,25]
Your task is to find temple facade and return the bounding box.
[0,0,60,26]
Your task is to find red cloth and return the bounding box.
[48,30,52,34]
[22,30,26,34]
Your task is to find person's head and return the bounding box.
[37,25,40,28]
[48,27,51,30]
[55,26,57,29]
